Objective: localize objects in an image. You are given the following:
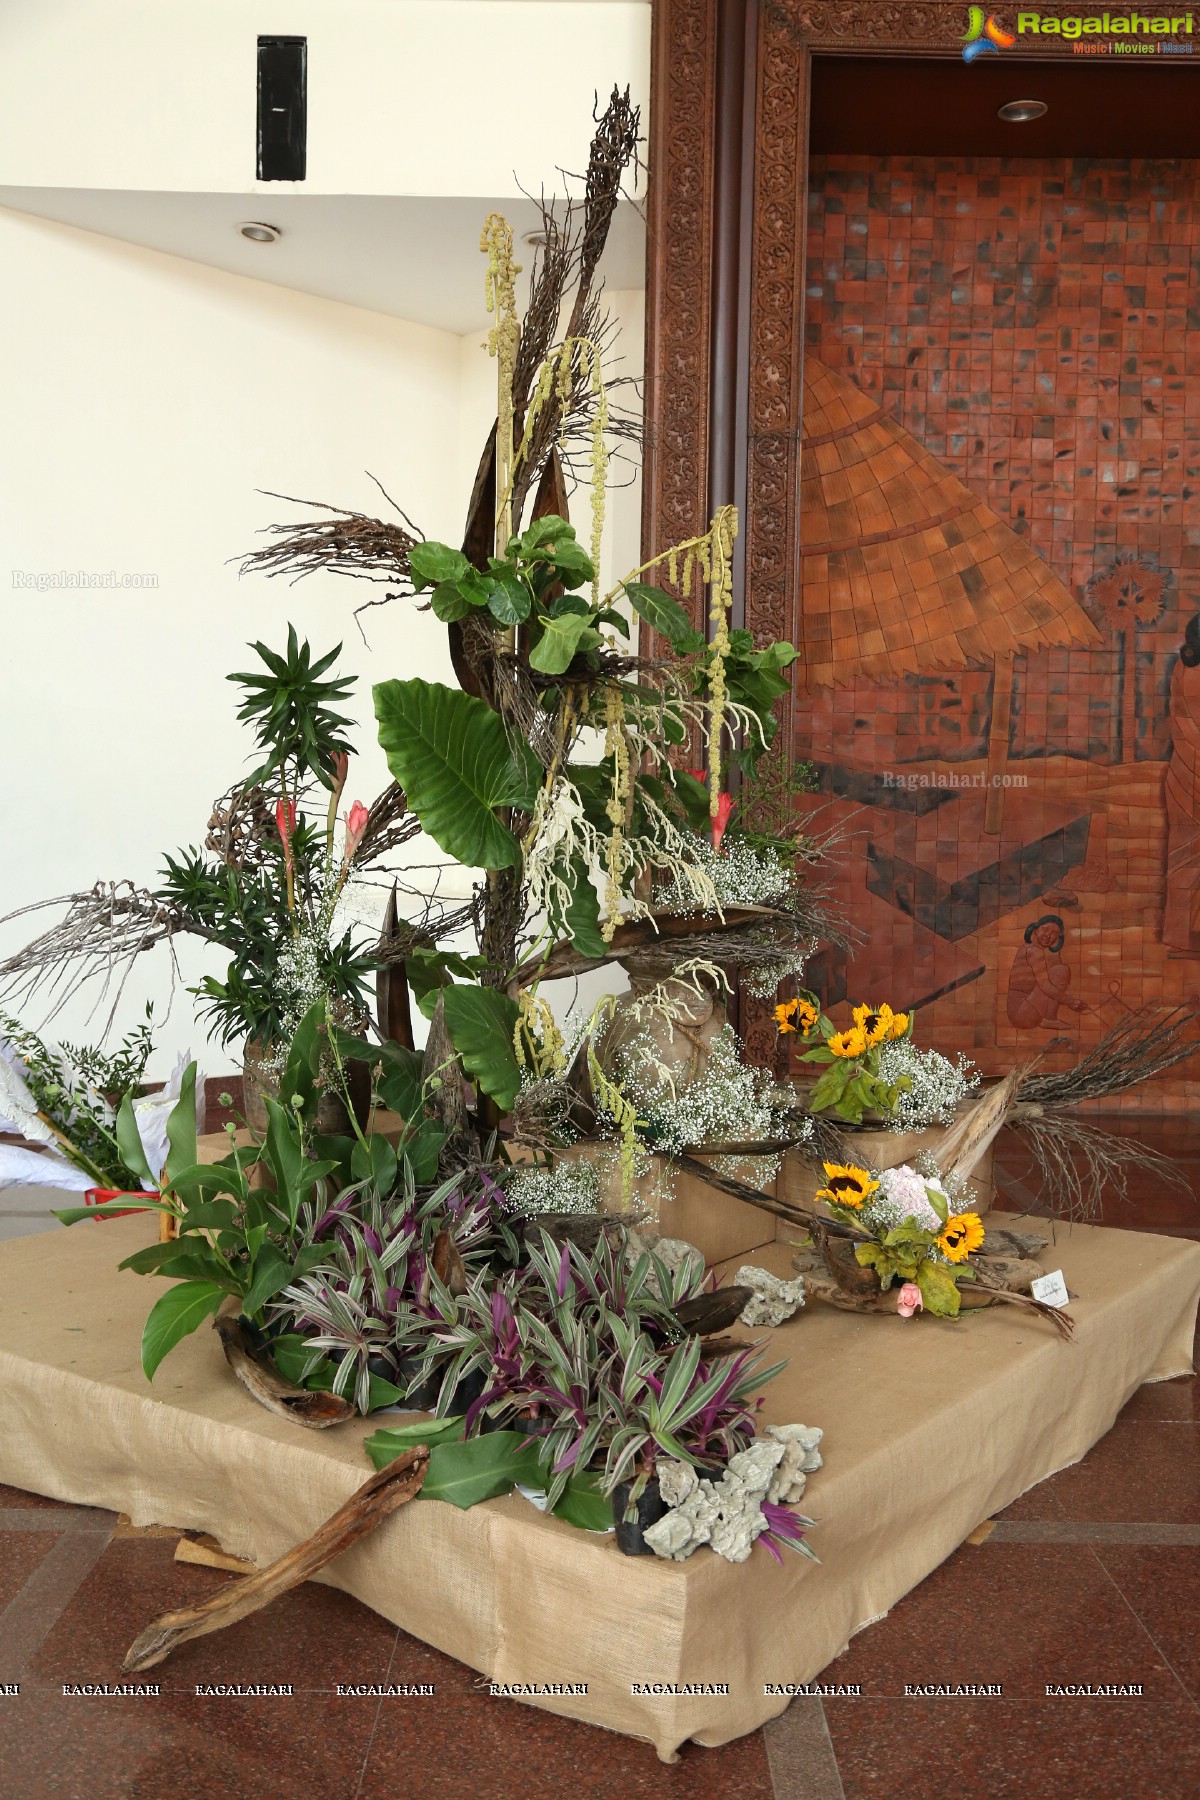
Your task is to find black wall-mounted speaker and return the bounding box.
[257,36,307,182]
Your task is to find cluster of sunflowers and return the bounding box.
[774,993,913,1123]
[812,1158,987,1318]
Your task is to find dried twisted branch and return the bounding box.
[0,883,195,1028]
[235,480,422,590]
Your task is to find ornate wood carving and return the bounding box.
[641,0,718,578]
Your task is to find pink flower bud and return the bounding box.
[328,750,349,790]
[344,800,370,860]
[275,798,296,846]
[896,1281,923,1319]
[712,791,735,854]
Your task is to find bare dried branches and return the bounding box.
[235,482,422,590]
[0,883,189,1028]
[1017,1003,1200,1107]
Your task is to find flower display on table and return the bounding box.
[814,1156,986,1317]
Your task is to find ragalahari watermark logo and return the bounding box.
[962,7,1016,58]
[966,11,1197,56]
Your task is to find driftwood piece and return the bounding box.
[123,1449,429,1672]
[213,1301,355,1429]
[672,1153,869,1243]
[932,1069,1023,1186]
[670,1286,754,1337]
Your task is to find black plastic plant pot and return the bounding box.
[611,1478,666,1556]
[393,1355,443,1412]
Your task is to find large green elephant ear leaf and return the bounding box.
[441,986,522,1113]
[373,678,539,871]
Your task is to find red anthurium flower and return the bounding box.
[711,791,735,853]
[344,800,370,860]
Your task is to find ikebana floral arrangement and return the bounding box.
[812,1158,987,1318]
[776,991,980,1130]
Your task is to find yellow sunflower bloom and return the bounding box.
[937,1212,985,1264]
[774,999,800,1034]
[852,1001,906,1047]
[828,1025,868,1059]
[795,999,818,1036]
[814,1162,880,1210]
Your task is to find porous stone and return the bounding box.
[734,1265,806,1327]
[763,1424,823,1503]
[625,1231,705,1293]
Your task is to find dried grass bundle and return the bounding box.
[235,481,422,597]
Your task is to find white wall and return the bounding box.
[0,1,650,198]
[0,206,464,1071]
[0,210,644,1075]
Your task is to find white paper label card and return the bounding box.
[1031,1269,1069,1309]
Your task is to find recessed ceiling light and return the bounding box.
[522,230,550,248]
[238,221,281,243]
[998,99,1048,123]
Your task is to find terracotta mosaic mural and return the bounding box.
[798,155,1200,1106]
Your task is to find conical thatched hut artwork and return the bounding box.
[796,150,1200,1107]
[797,356,1101,832]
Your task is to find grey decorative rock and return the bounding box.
[734,1264,806,1327]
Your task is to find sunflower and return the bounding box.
[828,1025,868,1060]
[851,1001,909,1046]
[814,1162,880,1210]
[776,997,820,1037]
[937,1212,985,1264]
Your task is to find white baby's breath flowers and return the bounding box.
[503,1157,601,1217]
[615,1024,795,1188]
[876,1039,980,1131]
[659,834,795,915]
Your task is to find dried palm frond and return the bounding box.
[1007,1109,1192,1226]
[205,782,275,870]
[1002,1005,1200,1222]
[0,883,190,1028]
[1017,1003,1200,1107]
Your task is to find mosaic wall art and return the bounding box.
[799,155,1200,1105]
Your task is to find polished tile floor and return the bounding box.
[0,1122,1197,1799]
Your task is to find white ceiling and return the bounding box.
[0,188,646,334]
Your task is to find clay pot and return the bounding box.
[591,961,727,1102]
[242,1037,372,1138]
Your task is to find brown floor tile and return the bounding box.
[0,1688,379,1800]
[819,1541,1189,1702]
[0,1532,60,1613]
[358,1695,774,1800]
[1034,1420,1200,1524]
[1094,1545,1200,1705]
[824,1698,1200,1800]
[23,1538,401,1692]
[990,1477,1069,1522]
[0,1483,73,1514]
[1119,1374,1199,1424]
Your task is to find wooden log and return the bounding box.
[213,1300,355,1430]
[123,1449,429,1672]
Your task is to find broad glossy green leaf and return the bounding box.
[486,568,532,626]
[374,678,537,871]
[280,1001,325,1121]
[376,1042,425,1120]
[430,579,478,623]
[441,986,522,1112]
[529,612,600,675]
[420,1433,546,1509]
[551,1471,612,1533]
[363,1416,466,1468]
[262,1097,305,1229]
[562,860,606,960]
[623,581,693,648]
[241,1244,296,1318]
[141,1280,227,1381]
[409,541,470,592]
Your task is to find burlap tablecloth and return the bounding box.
[0,1215,1196,1761]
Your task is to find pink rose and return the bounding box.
[896,1281,923,1318]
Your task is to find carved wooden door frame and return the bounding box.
[643,1,1092,667]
